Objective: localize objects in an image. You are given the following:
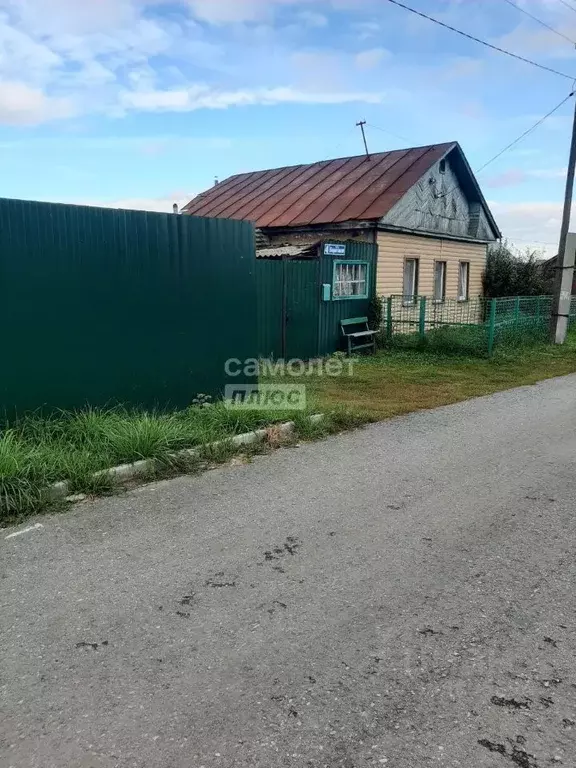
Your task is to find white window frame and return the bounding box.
[433,260,447,303]
[333,260,369,300]
[458,261,470,302]
[403,258,419,305]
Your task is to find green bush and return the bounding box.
[483,240,551,298]
[367,294,383,331]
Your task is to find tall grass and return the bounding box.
[0,404,318,523]
[385,325,489,357]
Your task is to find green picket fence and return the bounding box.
[384,295,576,357]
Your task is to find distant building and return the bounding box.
[540,254,576,294]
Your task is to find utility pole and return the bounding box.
[550,92,576,344]
[356,120,370,159]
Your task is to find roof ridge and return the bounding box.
[219,142,457,181]
[182,140,500,241]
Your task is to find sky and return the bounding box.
[1,0,576,255]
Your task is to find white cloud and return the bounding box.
[492,0,576,60]
[490,200,573,256]
[186,0,307,24]
[485,168,527,189]
[290,48,390,92]
[11,0,146,35]
[495,24,576,59]
[76,193,194,213]
[299,10,328,27]
[485,166,568,188]
[529,167,568,179]
[355,47,388,70]
[0,0,386,124]
[352,20,380,39]
[441,56,483,79]
[124,89,191,110]
[0,14,63,84]
[185,0,369,25]
[121,84,385,111]
[0,80,74,124]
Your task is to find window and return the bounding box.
[403,258,419,304]
[433,261,447,302]
[439,159,446,174]
[458,261,470,301]
[333,261,369,299]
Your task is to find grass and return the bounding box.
[0,404,317,524]
[3,331,576,524]
[293,331,576,421]
[0,402,371,524]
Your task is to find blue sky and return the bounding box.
[1,0,576,254]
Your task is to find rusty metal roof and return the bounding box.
[183,143,457,228]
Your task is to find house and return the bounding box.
[540,254,576,294]
[183,142,501,303]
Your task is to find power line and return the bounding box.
[322,126,358,160]
[509,237,560,246]
[363,95,573,191]
[502,0,576,45]
[385,0,576,79]
[365,123,413,144]
[439,92,574,198]
[476,91,574,174]
[558,0,576,17]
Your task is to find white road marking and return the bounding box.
[4,523,44,540]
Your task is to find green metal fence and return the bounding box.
[385,295,576,357]
[0,197,258,414]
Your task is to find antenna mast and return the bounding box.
[356,120,370,159]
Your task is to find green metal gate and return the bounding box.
[256,257,320,359]
[285,259,320,359]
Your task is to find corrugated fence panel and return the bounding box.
[256,258,322,360]
[286,259,321,360]
[0,197,257,414]
[318,239,378,355]
[256,259,284,358]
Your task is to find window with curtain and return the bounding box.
[403,258,418,304]
[458,261,470,301]
[333,261,369,299]
[434,261,447,302]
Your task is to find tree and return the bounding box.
[483,240,552,297]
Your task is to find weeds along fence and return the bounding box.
[384,295,576,357]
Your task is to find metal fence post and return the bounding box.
[386,296,393,340]
[487,298,497,357]
[514,295,520,322]
[419,296,427,340]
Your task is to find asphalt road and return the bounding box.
[2,376,576,768]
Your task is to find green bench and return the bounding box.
[340,316,377,356]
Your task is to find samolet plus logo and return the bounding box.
[224,384,306,410]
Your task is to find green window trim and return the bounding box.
[332,260,371,300]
